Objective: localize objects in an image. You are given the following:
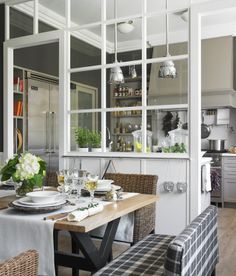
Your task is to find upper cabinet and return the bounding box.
[202,36,234,93]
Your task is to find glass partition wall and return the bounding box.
[68,0,189,154]
[5,0,190,156]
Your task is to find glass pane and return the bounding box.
[70,26,101,68]
[39,20,55,33]
[148,109,188,153]
[10,7,33,38]
[107,64,142,108]
[107,0,142,20]
[107,110,142,152]
[147,0,189,13]
[106,18,142,64]
[71,0,101,26]
[71,71,101,110]
[147,59,188,106]
[70,112,101,151]
[147,14,188,59]
[39,0,66,27]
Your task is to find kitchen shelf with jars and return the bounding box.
[110,78,152,152]
[13,66,26,154]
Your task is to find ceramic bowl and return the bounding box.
[26,191,60,204]
[96,179,114,191]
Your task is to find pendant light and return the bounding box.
[109,0,124,84]
[159,0,177,79]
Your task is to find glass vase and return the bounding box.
[14,181,34,197]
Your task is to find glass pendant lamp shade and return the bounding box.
[109,0,124,85]
[159,57,177,79]
[159,0,177,79]
[109,65,124,84]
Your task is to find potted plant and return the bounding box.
[89,130,102,152]
[0,152,46,197]
[75,127,89,152]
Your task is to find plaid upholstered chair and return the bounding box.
[0,250,38,276]
[104,172,158,244]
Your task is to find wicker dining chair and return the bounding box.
[104,172,158,244]
[0,250,39,276]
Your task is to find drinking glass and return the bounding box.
[85,174,98,202]
[56,170,65,187]
[64,170,74,200]
[72,169,86,202]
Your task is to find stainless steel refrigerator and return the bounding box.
[26,72,59,173]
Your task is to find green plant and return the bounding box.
[75,127,89,148]
[89,130,101,148]
[162,143,187,153]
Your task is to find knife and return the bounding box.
[43,208,78,221]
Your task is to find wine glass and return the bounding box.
[72,169,86,202]
[56,170,65,186]
[85,174,98,203]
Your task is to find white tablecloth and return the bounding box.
[0,191,137,275]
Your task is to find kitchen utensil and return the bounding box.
[208,139,225,151]
[201,113,211,139]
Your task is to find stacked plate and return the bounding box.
[10,191,66,213]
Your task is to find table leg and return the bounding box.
[54,217,120,273]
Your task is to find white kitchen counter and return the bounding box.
[221,153,236,157]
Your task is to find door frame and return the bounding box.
[4,30,67,171]
[190,0,236,220]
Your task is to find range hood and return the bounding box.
[148,36,236,108]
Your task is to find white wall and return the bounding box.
[66,157,189,235]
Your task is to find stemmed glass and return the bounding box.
[72,169,86,202]
[85,174,98,203]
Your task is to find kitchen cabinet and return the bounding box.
[222,156,236,203]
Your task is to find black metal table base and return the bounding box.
[54,217,120,275]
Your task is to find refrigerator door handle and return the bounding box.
[51,112,56,153]
[45,111,50,153]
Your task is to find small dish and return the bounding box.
[96,179,114,191]
[26,191,60,204]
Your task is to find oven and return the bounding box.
[203,150,226,206]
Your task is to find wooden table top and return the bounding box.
[0,193,158,233]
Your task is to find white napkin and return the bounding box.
[67,203,104,222]
[67,209,89,222]
[88,203,104,216]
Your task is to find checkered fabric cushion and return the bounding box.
[94,234,175,276]
[164,205,219,276]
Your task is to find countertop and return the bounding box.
[221,153,236,157]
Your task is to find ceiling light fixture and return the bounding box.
[109,0,124,84]
[159,0,177,79]
[117,20,134,34]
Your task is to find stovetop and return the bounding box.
[202,149,228,154]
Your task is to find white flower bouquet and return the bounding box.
[0,152,46,196]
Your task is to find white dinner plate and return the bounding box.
[95,184,121,194]
[17,197,66,207]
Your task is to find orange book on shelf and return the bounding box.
[19,101,23,116]
[16,101,22,116]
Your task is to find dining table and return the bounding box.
[0,190,158,275]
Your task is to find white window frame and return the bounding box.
[190,0,236,220]
[66,0,190,157]
[3,30,67,172]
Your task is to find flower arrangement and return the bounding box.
[0,152,46,196]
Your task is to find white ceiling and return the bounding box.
[10,0,236,52]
